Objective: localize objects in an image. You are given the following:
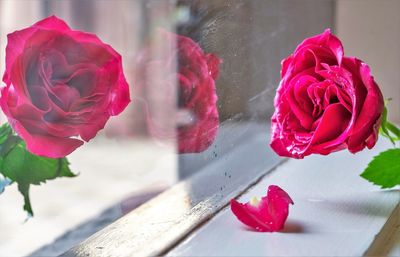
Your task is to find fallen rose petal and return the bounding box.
[230,185,293,232]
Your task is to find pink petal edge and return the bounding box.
[230,185,294,232]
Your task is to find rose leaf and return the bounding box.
[360,148,400,188]
[0,124,76,216]
[385,121,400,141]
[379,106,400,145]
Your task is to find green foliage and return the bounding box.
[361,148,400,188]
[0,124,75,216]
[379,106,400,145]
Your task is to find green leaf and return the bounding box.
[0,124,76,216]
[18,183,33,217]
[0,124,18,156]
[1,141,75,183]
[386,121,400,141]
[379,106,400,145]
[0,123,13,144]
[360,148,400,188]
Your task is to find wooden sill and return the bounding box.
[61,132,399,257]
[168,139,399,257]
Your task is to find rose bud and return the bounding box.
[270,29,384,158]
[1,16,130,158]
[230,185,294,232]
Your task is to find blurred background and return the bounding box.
[0,0,399,256]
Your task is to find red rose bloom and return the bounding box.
[138,31,221,153]
[1,16,130,158]
[270,29,384,159]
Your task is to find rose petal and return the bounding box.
[78,114,109,142]
[347,62,384,152]
[66,30,120,63]
[33,15,71,31]
[67,68,97,96]
[281,55,293,78]
[108,71,131,116]
[230,185,293,232]
[51,84,80,111]
[4,29,37,86]
[28,85,51,112]
[295,29,344,66]
[11,119,83,158]
[205,53,222,80]
[309,103,351,147]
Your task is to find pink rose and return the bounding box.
[137,31,221,153]
[1,16,130,158]
[270,29,384,159]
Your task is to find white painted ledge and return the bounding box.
[61,123,283,257]
[168,139,399,256]
[60,128,399,257]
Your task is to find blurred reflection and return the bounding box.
[135,30,221,153]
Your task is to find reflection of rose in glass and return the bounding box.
[136,31,221,153]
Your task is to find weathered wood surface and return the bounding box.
[168,140,400,256]
[61,126,283,257]
[168,139,399,256]
[365,204,400,257]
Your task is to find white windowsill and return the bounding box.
[168,139,399,256]
[61,126,399,257]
